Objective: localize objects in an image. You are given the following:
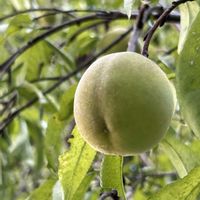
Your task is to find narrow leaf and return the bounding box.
[71,172,96,200]
[19,81,47,104]
[148,167,200,200]
[58,84,77,121]
[58,127,96,200]
[15,41,53,81]
[100,155,126,200]
[45,114,66,171]
[45,85,77,171]
[4,14,31,37]
[160,128,200,178]
[26,179,56,200]
[45,40,75,71]
[178,1,199,53]
[176,11,200,138]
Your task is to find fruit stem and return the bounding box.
[142,0,194,57]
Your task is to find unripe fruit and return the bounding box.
[74,52,175,156]
[97,27,130,54]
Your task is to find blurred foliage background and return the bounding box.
[0,0,200,200]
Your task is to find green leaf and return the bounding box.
[190,140,200,157]
[71,172,96,200]
[26,121,44,171]
[178,1,199,53]
[45,40,75,71]
[10,0,30,10]
[18,81,47,104]
[26,178,56,200]
[15,41,53,81]
[124,0,135,19]
[9,120,33,164]
[45,85,77,171]
[58,84,77,121]
[100,155,126,200]
[133,187,147,200]
[45,114,66,171]
[58,127,96,200]
[176,11,200,138]
[3,14,31,39]
[160,128,200,178]
[148,167,200,200]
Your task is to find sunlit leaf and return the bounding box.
[18,81,47,104]
[133,187,147,200]
[45,84,77,171]
[148,167,200,200]
[58,84,77,121]
[178,1,199,53]
[100,155,126,199]
[71,172,96,200]
[176,11,200,138]
[11,0,31,10]
[45,114,66,171]
[15,41,53,81]
[45,40,76,71]
[26,178,56,200]
[58,127,96,200]
[160,128,200,178]
[4,14,31,38]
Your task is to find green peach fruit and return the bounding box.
[74,52,175,155]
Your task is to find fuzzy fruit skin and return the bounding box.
[74,52,175,156]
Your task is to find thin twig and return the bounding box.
[0,10,180,79]
[0,27,132,134]
[0,8,180,22]
[99,190,119,200]
[142,0,194,57]
[0,14,97,78]
[0,12,132,78]
[30,76,64,83]
[0,92,17,115]
[32,11,64,21]
[0,8,85,22]
[127,4,149,52]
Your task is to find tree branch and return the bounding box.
[0,8,181,79]
[0,27,132,134]
[0,8,180,22]
[127,4,149,52]
[0,14,97,78]
[142,0,194,57]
